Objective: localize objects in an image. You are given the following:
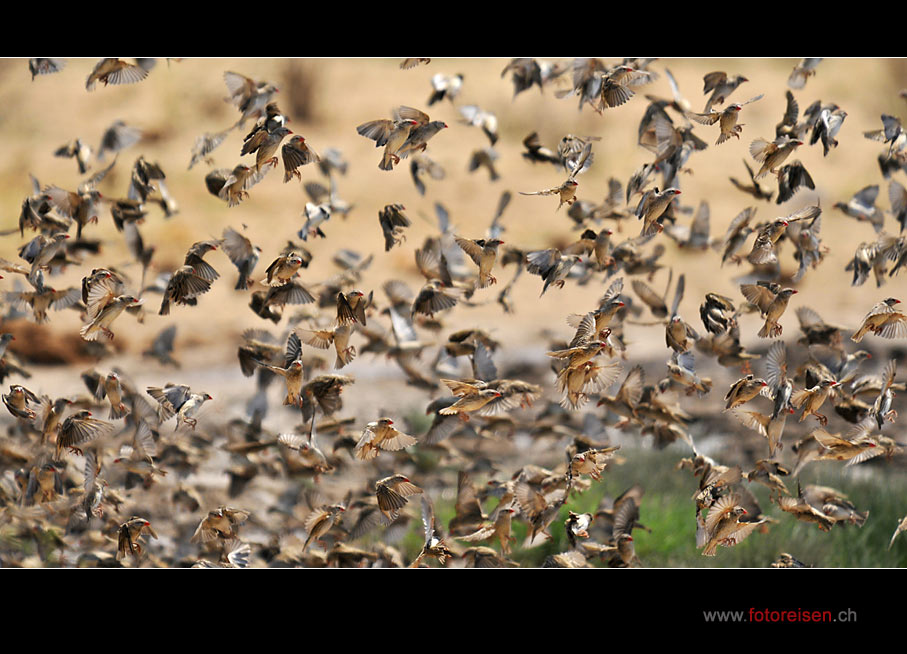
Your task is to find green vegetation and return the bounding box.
[403,445,907,568]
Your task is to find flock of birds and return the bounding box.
[2,57,907,568]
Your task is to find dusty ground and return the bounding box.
[2,58,906,567]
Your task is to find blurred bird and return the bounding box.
[221,226,261,290]
[223,71,279,125]
[427,73,463,105]
[29,58,66,80]
[158,267,210,316]
[86,59,148,91]
[355,418,417,461]
[459,105,498,145]
[379,204,411,251]
[54,138,92,175]
[834,185,885,233]
[749,136,804,180]
[635,187,681,236]
[810,105,847,156]
[81,295,143,341]
[192,506,250,544]
[788,59,822,89]
[525,249,583,296]
[776,161,815,205]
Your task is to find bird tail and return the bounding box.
[336,346,357,369]
[379,152,395,171]
[79,323,97,341]
[109,402,131,421]
[851,325,868,343]
[757,320,778,339]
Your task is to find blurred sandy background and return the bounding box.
[2,58,907,566]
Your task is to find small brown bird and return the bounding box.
[192,506,250,544]
[103,372,131,420]
[851,298,907,342]
[724,375,768,410]
[243,126,292,172]
[281,135,320,182]
[520,179,579,212]
[375,474,423,522]
[750,136,804,179]
[159,267,210,316]
[379,204,411,251]
[520,142,591,211]
[526,249,583,296]
[439,388,503,421]
[688,95,763,145]
[456,236,504,288]
[791,379,839,426]
[116,516,158,560]
[264,251,306,286]
[86,59,148,91]
[3,384,40,421]
[57,410,115,458]
[256,333,305,406]
[221,226,261,290]
[302,504,345,553]
[209,164,267,207]
[747,220,788,266]
[635,187,681,236]
[411,495,453,567]
[298,324,356,369]
[740,282,798,338]
[184,240,220,283]
[788,59,822,89]
[812,425,879,465]
[81,295,143,341]
[411,280,462,318]
[396,119,449,160]
[357,107,426,170]
[354,418,417,461]
[570,447,620,481]
[698,495,763,557]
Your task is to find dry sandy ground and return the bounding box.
[2,58,906,567]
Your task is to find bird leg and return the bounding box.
[813,412,828,427]
[102,327,115,340]
[458,413,470,423]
